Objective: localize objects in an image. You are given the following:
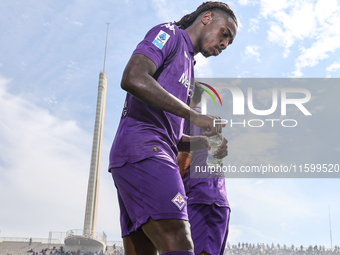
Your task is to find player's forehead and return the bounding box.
[212,12,237,39]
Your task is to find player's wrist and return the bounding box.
[188,109,200,124]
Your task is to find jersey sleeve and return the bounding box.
[133,22,180,69]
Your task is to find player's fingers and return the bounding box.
[214,139,228,158]
[203,126,218,136]
[215,150,228,159]
[203,130,215,136]
[215,146,227,156]
[218,137,228,149]
[214,144,228,156]
[214,147,228,158]
[203,137,210,151]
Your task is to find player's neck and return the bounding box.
[185,24,201,56]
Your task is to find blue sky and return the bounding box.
[0,0,339,248]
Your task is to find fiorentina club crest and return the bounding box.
[171,192,186,210]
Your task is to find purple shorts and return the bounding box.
[188,204,230,255]
[110,156,189,237]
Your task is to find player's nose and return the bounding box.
[220,39,228,50]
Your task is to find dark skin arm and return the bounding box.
[177,134,210,152]
[177,151,194,178]
[121,53,219,134]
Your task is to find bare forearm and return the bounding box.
[177,134,191,151]
[177,151,193,178]
[122,54,198,121]
[177,134,209,152]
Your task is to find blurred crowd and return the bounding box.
[224,243,340,255]
[6,242,339,255]
[23,245,124,255]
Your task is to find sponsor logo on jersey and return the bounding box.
[179,73,190,88]
[179,72,194,99]
[161,22,176,35]
[171,192,186,210]
[152,30,170,50]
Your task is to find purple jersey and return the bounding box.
[182,106,229,207]
[109,23,195,168]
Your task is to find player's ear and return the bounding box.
[201,11,213,25]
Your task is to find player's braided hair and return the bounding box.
[174,1,238,29]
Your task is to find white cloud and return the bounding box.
[73,21,83,26]
[237,17,243,30]
[291,68,303,78]
[310,105,324,113]
[314,105,324,111]
[228,132,278,166]
[260,0,291,18]
[280,223,296,235]
[0,76,121,240]
[255,88,277,106]
[267,1,317,58]
[245,45,261,62]
[44,94,58,104]
[315,0,339,25]
[294,35,340,76]
[260,0,340,76]
[326,61,340,72]
[228,225,243,243]
[194,53,212,77]
[0,63,3,67]
[231,225,278,241]
[0,77,90,236]
[152,0,176,22]
[248,18,259,32]
[226,178,319,244]
[238,0,257,6]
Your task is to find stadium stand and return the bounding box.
[0,241,50,255]
[0,240,124,255]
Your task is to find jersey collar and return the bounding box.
[180,29,195,56]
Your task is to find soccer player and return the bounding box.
[109,2,237,255]
[177,82,230,255]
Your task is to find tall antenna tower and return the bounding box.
[329,204,333,250]
[83,21,110,236]
[103,22,110,74]
[64,23,110,252]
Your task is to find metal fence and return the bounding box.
[0,237,61,244]
[65,229,106,243]
[106,241,123,248]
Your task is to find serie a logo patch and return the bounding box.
[152,30,170,50]
[171,192,186,210]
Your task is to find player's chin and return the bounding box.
[201,51,212,58]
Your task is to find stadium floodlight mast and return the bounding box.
[329,204,333,250]
[83,21,110,236]
[64,23,110,253]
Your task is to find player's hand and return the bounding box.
[189,136,210,151]
[213,137,228,159]
[192,113,224,137]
